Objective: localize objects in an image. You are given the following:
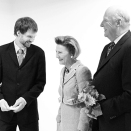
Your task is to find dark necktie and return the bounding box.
[17,49,24,65]
[107,42,115,56]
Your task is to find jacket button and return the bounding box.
[17,83,19,86]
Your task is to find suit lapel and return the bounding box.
[8,42,34,68]
[8,42,19,66]
[95,31,131,77]
[97,43,121,72]
[63,61,82,84]
[64,69,76,84]
[59,61,82,100]
[97,45,108,71]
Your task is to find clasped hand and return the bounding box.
[0,97,26,113]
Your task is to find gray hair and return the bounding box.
[108,6,130,28]
[113,9,130,23]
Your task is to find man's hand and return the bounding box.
[0,99,10,111]
[92,104,103,118]
[10,97,27,113]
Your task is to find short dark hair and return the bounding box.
[14,17,38,36]
[55,36,75,56]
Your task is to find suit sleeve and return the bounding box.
[22,49,46,106]
[101,46,131,121]
[76,66,92,131]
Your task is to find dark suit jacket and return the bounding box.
[92,31,131,131]
[0,41,46,124]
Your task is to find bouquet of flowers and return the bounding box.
[66,81,106,131]
[77,81,106,119]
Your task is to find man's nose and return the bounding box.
[100,21,103,27]
[56,52,59,58]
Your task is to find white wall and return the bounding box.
[0,0,131,130]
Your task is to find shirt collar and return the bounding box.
[114,31,128,44]
[14,41,26,54]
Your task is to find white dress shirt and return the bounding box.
[14,41,27,58]
[114,31,128,44]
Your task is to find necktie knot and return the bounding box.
[107,42,115,56]
[110,42,115,47]
[17,49,24,54]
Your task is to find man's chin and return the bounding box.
[23,43,31,48]
[26,44,31,48]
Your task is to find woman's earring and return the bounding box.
[71,56,73,58]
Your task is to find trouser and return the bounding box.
[0,113,39,131]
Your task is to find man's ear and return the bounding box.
[17,31,21,36]
[116,19,121,26]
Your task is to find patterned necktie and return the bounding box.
[107,42,115,56]
[17,49,24,65]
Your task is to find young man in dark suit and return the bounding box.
[0,17,46,131]
[92,6,131,131]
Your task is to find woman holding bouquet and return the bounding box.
[55,36,92,131]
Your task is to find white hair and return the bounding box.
[113,9,130,23]
[107,6,130,29]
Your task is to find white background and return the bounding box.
[0,0,130,130]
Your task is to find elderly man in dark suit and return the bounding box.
[0,17,46,131]
[92,6,131,131]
